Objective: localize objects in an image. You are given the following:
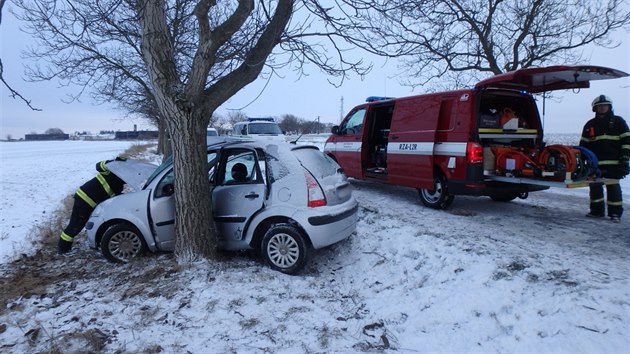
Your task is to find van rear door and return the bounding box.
[475,65,628,92]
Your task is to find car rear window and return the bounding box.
[291,146,339,179]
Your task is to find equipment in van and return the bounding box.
[324,65,628,209]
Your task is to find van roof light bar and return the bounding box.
[366,96,394,102]
[248,117,275,122]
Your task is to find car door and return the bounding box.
[211,147,266,243]
[148,168,176,250]
[147,151,219,251]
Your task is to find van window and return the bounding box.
[233,123,246,135]
[340,108,366,135]
[248,122,283,135]
[438,99,455,131]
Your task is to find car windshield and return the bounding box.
[144,157,172,188]
[248,122,282,135]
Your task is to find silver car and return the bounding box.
[85,138,358,274]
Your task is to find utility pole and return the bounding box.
[339,96,344,122]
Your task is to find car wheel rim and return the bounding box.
[267,233,299,268]
[109,230,142,261]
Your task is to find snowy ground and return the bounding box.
[0,136,629,353]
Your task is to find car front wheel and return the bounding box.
[101,223,148,263]
[261,224,309,275]
[418,171,454,209]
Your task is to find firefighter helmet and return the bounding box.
[592,95,613,112]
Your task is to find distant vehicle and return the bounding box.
[324,65,628,209]
[206,128,218,145]
[85,138,358,274]
[232,118,285,141]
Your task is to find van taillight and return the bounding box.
[305,170,327,207]
[467,142,484,164]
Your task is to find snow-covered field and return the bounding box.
[0,136,629,353]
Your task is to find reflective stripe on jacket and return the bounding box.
[75,160,125,208]
[580,113,630,168]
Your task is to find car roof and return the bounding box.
[207,136,316,153]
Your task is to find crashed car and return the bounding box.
[85,138,358,274]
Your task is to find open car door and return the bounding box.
[211,147,266,244]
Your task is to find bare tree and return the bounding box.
[13,0,370,262]
[279,114,301,134]
[225,111,249,126]
[0,0,39,110]
[341,0,630,88]
[44,127,64,134]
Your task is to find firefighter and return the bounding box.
[57,158,126,254]
[580,95,630,223]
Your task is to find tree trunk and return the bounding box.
[164,108,216,262]
[157,117,172,158]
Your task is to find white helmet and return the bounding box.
[592,94,613,112]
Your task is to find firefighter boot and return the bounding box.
[57,239,73,255]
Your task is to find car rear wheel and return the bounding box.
[101,223,148,263]
[261,224,309,275]
[418,171,454,209]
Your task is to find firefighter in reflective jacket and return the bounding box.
[580,95,630,223]
[57,158,126,254]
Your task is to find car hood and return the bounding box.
[106,160,158,191]
[475,65,628,93]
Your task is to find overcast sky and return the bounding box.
[1,5,628,139]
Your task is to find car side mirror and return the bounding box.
[162,183,174,196]
[331,126,340,135]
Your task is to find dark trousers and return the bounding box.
[589,181,623,217]
[62,195,94,240]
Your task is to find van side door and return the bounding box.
[325,107,367,178]
[387,97,442,188]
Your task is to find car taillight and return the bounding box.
[304,170,327,207]
[467,142,484,164]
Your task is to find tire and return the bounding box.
[101,223,148,263]
[488,193,519,202]
[418,171,454,209]
[261,224,309,275]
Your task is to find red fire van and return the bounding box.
[324,65,628,209]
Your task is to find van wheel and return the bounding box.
[488,193,519,202]
[418,172,454,209]
[101,223,148,263]
[261,224,309,275]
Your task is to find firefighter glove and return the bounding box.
[115,156,127,161]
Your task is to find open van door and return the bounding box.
[325,107,368,178]
[475,65,628,92]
